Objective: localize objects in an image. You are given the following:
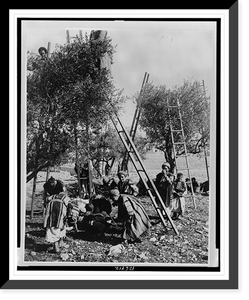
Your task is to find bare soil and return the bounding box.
[24,156,209,264]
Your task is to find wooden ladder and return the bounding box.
[109,105,179,235]
[121,72,150,172]
[166,96,197,209]
[66,30,83,43]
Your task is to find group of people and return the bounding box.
[42,171,152,253]
[42,163,202,253]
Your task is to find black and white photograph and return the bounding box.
[6,2,242,291]
[21,19,217,268]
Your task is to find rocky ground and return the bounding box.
[24,170,209,264]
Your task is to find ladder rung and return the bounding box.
[171,129,183,132]
[173,142,185,145]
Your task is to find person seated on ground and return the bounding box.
[67,194,116,235]
[191,177,200,193]
[91,194,112,215]
[136,177,159,196]
[43,176,66,208]
[102,176,119,195]
[78,203,112,236]
[155,162,173,208]
[110,189,151,244]
[117,171,139,196]
[136,178,147,196]
[200,180,209,195]
[67,202,80,232]
[43,192,70,253]
[171,173,187,220]
[185,178,192,193]
[67,198,89,232]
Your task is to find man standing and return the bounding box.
[155,162,173,208]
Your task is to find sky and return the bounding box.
[23,20,216,127]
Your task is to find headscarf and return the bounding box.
[118,171,127,178]
[38,46,48,55]
[48,176,56,183]
[85,203,94,212]
[162,162,170,170]
[109,189,120,201]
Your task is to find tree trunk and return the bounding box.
[101,159,105,176]
[117,160,122,173]
[85,118,94,198]
[30,171,37,219]
[74,125,83,198]
[105,157,115,176]
[203,145,209,181]
[45,165,50,181]
[163,150,176,174]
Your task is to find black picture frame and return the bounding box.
[6,2,238,289]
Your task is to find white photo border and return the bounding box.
[6,5,238,289]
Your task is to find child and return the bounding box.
[191,177,200,193]
[171,173,186,219]
[174,173,186,197]
[185,178,192,193]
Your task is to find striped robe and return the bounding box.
[118,194,151,241]
[43,193,69,243]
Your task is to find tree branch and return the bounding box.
[26,161,49,183]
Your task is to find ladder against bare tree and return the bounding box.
[202,79,210,181]
[66,29,83,43]
[109,105,179,235]
[166,97,197,209]
[121,72,150,172]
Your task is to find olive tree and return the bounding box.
[26,33,124,185]
[139,79,210,171]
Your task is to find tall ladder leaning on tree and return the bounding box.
[108,100,179,235]
[121,72,150,172]
[166,95,197,209]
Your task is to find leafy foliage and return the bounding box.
[26,34,124,181]
[139,79,210,170]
